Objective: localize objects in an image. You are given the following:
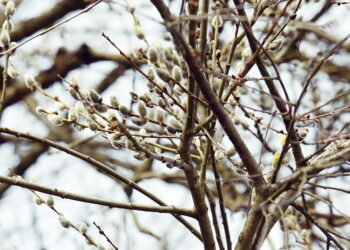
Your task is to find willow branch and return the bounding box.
[149,0,266,190]
[0,175,195,217]
[0,127,202,240]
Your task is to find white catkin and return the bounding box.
[214,150,225,161]
[7,66,20,78]
[79,223,88,234]
[132,47,142,59]
[125,139,133,149]
[163,47,173,62]
[46,195,54,207]
[147,68,155,80]
[5,1,15,17]
[135,25,145,40]
[59,215,70,228]
[297,128,309,139]
[137,100,147,117]
[129,90,138,101]
[139,128,147,135]
[266,40,282,52]
[35,106,45,114]
[172,66,182,82]
[155,68,171,82]
[157,97,166,108]
[147,46,159,64]
[110,96,119,108]
[119,105,129,116]
[241,47,251,61]
[0,29,10,48]
[47,114,63,126]
[2,19,14,32]
[68,107,78,121]
[88,89,102,103]
[211,14,223,27]
[155,107,165,123]
[169,117,182,130]
[74,101,84,113]
[225,147,236,157]
[88,119,99,131]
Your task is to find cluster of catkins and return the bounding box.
[0,0,16,51]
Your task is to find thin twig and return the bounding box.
[0,0,104,57]
[0,126,202,240]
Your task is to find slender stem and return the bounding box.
[0,126,202,240]
[211,148,232,250]
[176,1,216,249]
[0,175,196,217]
[0,0,104,56]
[232,0,304,168]
[149,0,266,190]
[204,184,225,250]
[0,54,9,120]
